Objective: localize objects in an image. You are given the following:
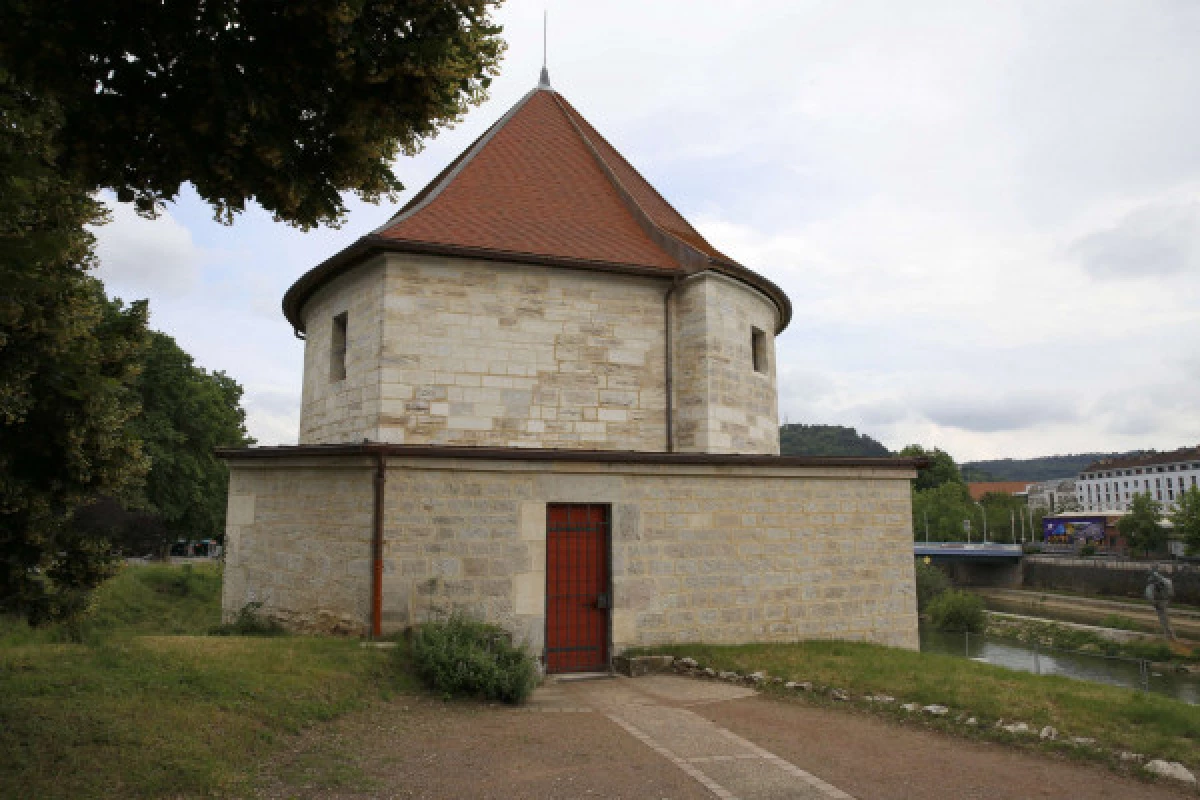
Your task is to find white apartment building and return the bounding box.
[1077,446,1200,512]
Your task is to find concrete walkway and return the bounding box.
[531,676,854,800]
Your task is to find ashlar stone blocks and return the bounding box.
[222,456,919,652]
[296,254,783,455]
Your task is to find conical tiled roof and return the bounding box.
[283,82,790,332]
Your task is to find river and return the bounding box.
[919,625,1200,705]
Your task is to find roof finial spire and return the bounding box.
[538,10,551,89]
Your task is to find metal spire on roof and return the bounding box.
[539,10,551,89]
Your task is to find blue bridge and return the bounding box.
[914,542,1024,563]
[914,542,1025,586]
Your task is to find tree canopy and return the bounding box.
[899,444,963,492]
[0,81,150,619]
[131,332,253,554]
[1118,493,1166,558]
[1,0,506,227]
[1171,486,1200,556]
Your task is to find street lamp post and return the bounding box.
[973,501,989,543]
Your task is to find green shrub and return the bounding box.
[1100,614,1138,631]
[928,590,986,633]
[1124,640,1175,663]
[209,602,286,636]
[1022,543,1042,554]
[1079,544,1096,557]
[914,559,950,611]
[410,612,537,705]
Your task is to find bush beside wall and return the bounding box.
[409,613,537,705]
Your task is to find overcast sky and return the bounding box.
[92,0,1200,462]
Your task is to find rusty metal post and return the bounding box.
[371,450,386,639]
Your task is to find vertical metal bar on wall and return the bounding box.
[606,504,613,670]
[370,451,386,639]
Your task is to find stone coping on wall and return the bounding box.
[218,442,924,478]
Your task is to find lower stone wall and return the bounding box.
[222,456,919,653]
[1022,556,1200,605]
[222,459,376,634]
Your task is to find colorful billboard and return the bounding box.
[1042,517,1107,546]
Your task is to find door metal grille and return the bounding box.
[545,504,610,673]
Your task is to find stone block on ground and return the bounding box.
[612,654,674,677]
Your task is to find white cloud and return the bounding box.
[243,390,300,446]
[1070,202,1200,279]
[91,201,202,297]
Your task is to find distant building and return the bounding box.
[1076,446,1200,513]
[967,481,1030,502]
[1026,479,1078,512]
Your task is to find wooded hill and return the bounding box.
[776,425,1161,484]
[961,453,1133,482]
[779,424,891,457]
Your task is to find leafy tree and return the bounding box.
[899,444,963,491]
[912,481,974,541]
[1171,486,1200,556]
[130,332,253,557]
[0,0,506,228]
[914,559,950,611]
[778,424,890,457]
[1118,493,1166,558]
[0,80,149,621]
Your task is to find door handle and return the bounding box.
[596,593,609,609]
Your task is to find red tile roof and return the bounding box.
[282,83,790,333]
[968,481,1032,501]
[380,90,681,269]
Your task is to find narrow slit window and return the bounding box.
[751,327,767,374]
[330,312,348,382]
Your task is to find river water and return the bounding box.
[919,625,1200,705]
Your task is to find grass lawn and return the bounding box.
[636,641,1200,769]
[0,564,414,799]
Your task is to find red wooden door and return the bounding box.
[545,504,610,673]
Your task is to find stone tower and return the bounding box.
[283,80,790,454]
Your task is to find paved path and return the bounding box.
[535,675,1192,800]
[539,676,851,800]
[258,674,1194,799]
